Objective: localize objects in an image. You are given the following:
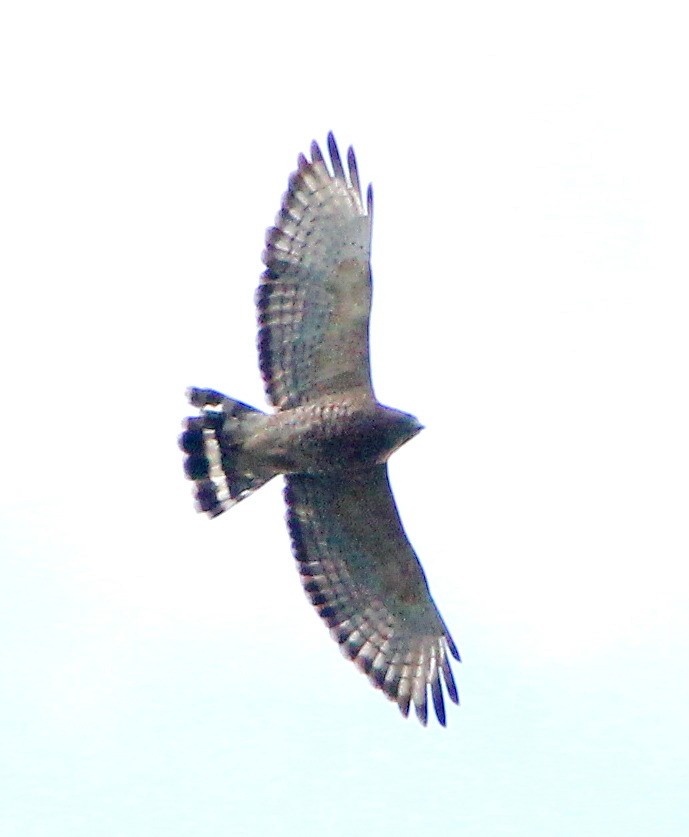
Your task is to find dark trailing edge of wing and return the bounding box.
[284,472,460,727]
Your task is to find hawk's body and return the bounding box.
[180,135,460,725]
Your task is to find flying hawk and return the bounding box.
[180,134,460,725]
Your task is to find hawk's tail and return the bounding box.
[179,387,275,518]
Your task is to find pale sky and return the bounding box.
[2,2,688,835]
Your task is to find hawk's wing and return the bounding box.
[257,134,374,410]
[285,465,460,726]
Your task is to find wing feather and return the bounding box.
[258,134,374,410]
[285,465,459,726]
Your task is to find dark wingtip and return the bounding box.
[431,677,446,726]
[347,145,360,197]
[441,654,460,706]
[327,132,345,180]
[415,697,429,727]
[310,140,324,164]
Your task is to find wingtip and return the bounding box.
[414,698,429,727]
[327,132,345,179]
[446,631,461,662]
[347,144,361,198]
[431,675,447,726]
[310,139,324,165]
[441,652,460,706]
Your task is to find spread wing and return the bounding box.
[257,133,374,411]
[285,465,460,726]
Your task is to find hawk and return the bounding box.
[180,134,460,725]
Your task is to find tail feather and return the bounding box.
[180,388,274,518]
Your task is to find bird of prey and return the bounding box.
[180,134,460,725]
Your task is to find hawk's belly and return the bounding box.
[241,400,422,475]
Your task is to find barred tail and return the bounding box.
[179,387,274,518]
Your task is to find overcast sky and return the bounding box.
[2,2,688,835]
